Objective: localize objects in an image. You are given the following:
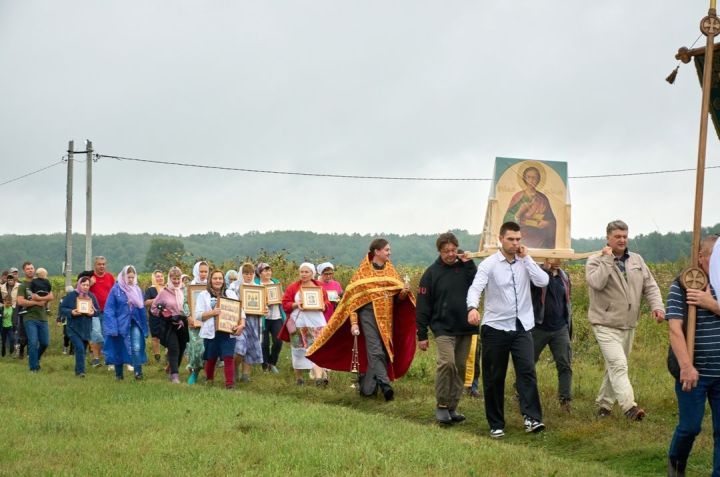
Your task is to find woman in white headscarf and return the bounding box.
[279,263,330,386]
[185,260,209,384]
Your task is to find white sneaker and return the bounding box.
[107,365,115,371]
[524,417,546,433]
[489,428,505,439]
[127,365,134,372]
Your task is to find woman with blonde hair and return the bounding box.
[144,269,165,363]
[151,267,189,384]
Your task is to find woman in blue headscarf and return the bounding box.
[225,270,238,289]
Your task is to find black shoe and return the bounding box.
[449,409,466,423]
[134,373,143,381]
[382,385,394,402]
[668,458,686,477]
[435,407,452,425]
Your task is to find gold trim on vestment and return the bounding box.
[307,256,415,362]
[344,276,404,293]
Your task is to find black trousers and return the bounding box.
[1,326,12,356]
[481,324,542,430]
[262,319,283,367]
[166,327,188,375]
[359,306,390,396]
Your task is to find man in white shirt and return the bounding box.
[467,221,549,438]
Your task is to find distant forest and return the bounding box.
[1,224,719,275]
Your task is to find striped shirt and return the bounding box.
[666,281,720,377]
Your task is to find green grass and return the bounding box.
[0,315,712,476]
[3,262,712,476]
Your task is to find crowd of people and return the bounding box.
[2,222,720,476]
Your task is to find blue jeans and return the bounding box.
[130,323,143,376]
[24,320,49,371]
[668,377,720,476]
[68,334,86,375]
[91,313,104,344]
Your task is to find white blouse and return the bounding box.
[196,290,245,339]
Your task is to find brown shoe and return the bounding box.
[624,405,645,421]
[597,407,612,417]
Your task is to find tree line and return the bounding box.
[1,224,718,275]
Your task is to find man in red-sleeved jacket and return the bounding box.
[89,256,115,367]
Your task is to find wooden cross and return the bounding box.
[680,3,717,362]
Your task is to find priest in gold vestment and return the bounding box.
[306,239,416,400]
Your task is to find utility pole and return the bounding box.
[64,141,74,290]
[85,140,93,270]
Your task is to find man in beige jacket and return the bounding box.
[586,220,664,420]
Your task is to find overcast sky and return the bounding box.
[1,1,718,246]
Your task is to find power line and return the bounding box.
[95,153,720,181]
[0,160,65,187]
[570,166,720,179]
[4,154,719,187]
[95,154,490,181]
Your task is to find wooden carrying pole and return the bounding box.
[686,3,718,361]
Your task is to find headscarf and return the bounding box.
[711,237,720,294]
[166,266,185,310]
[117,265,144,309]
[224,270,238,287]
[207,270,227,299]
[299,262,316,275]
[255,262,271,277]
[191,261,209,285]
[317,262,334,276]
[75,276,91,298]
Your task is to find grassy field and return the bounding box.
[0,262,713,476]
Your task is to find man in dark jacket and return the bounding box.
[530,258,573,411]
[417,232,478,424]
